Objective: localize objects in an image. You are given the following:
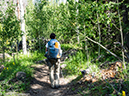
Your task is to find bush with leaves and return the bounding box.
[0,1,21,61]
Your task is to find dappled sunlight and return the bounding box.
[0,50,129,96]
[31,84,43,90]
[0,0,129,95]
[0,52,45,95]
[28,64,80,96]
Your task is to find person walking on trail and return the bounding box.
[45,33,62,89]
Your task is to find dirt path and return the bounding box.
[28,64,78,96]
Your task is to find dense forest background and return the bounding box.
[0,0,129,95]
[1,0,129,61]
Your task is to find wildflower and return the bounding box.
[4,68,5,70]
[122,91,126,96]
[7,67,8,70]
[13,62,15,65]
[6,40,9,44]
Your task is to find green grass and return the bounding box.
[63,50,100,76]
[0,51,45,95]
[0,44,129,96]
[61,43,80,50]
[61,44,129,95]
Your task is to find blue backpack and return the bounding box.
[47,39,61,59]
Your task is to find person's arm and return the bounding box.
[45,43,48,52]
[59,42,62,57]
[46,48,47,52]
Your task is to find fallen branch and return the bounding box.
[85,36,122,61]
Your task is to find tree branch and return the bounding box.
[85,36,122,61]
[112,23,120,31]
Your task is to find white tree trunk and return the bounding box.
[19,0,27,54]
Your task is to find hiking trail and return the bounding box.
[27,64,79,96]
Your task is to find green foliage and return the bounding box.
[25,0,127,61]
[0,2,21,44]
[25,0,129,79]
[0,1,21,59]
[61,44,79,50]
[0,0,129,95]
[0,51,45,94]
[63,49,100,76]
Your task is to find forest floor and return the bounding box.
[5,60,129,96]
[26,64,82,96]
[5,63,81,96]
[4,49,128,96]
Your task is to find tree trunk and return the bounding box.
[96,1,101,56]
[16,40,19,60]
[122,3,129,53]
[2,45,5,62]
[117,0,126,69]
[84,25,89,61]
[122,4,128,25]
[38,36,41,52]
[19,0,27,55]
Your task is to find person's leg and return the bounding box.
[49,60,55,88]
[54,59,60,88]
[45,59,51,67]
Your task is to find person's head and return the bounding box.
[50,33,56,39]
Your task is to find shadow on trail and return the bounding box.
[26,63,129,96]
[26,64,83,96]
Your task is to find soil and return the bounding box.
[27,64,79,96]
[5,62,126,96]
